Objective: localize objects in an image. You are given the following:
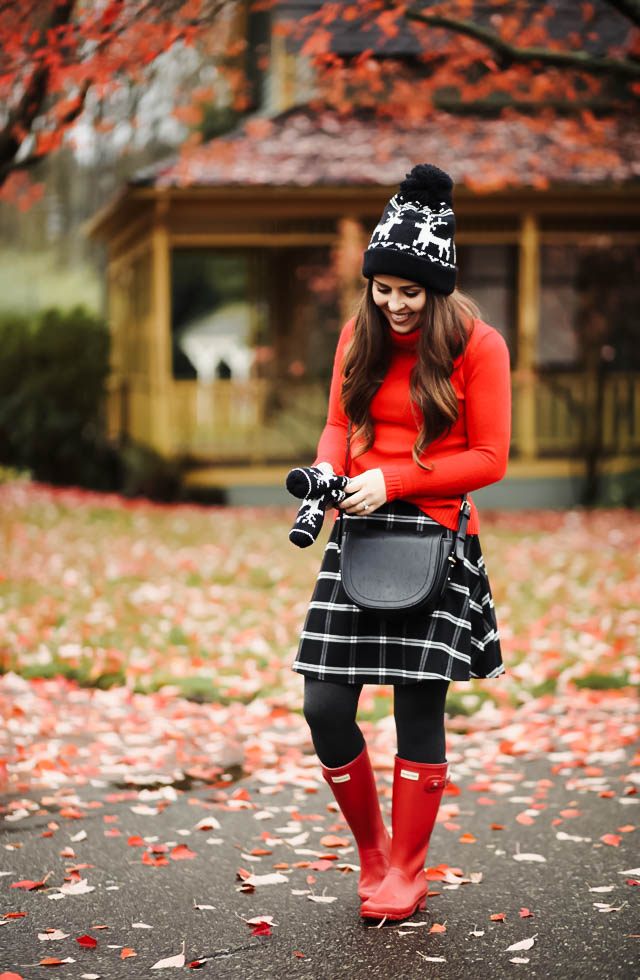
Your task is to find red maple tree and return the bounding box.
[298,1,640,128]
[1,0,638,205]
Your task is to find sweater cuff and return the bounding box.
[381,466,405,501]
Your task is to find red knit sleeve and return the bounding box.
[312,319,355,475]
[381,328,511,498]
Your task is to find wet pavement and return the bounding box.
[1,749,639,980]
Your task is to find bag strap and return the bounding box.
[336,422,352,552]
[454,495,471,560]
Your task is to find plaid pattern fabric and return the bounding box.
[292,500,504,685]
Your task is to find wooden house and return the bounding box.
[88,15,640,507]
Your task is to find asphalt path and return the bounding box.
[1,751,638,980]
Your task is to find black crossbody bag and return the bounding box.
[337,423,470,618]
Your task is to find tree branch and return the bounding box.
[432,94,630,115]
[602,0,640,28]
[404,8,640,79]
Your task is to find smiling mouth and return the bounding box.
[388,311,413,324]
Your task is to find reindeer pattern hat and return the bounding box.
[362,163,457,295]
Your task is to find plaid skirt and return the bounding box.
[292,500,505,685]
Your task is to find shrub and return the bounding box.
[0,306,121,490]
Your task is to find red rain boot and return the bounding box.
[360,755,448,921]
[321,743,391,901]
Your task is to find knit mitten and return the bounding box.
[286,465,346,500]
[286,470,348,549]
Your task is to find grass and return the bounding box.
[0,482,638,708]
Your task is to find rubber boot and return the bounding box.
[360,755,448,921]
[321,743,391,900]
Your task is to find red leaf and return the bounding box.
[308,860,334,871]
[121,947,137,958]
[251,922,272,936]
[76,934,97,947]
[490,913,506,921]
[601,834,622,846]
[171,844,196,860]
[127,835,146,847]
[142,851,169,866]
[319,835,350,847]
[10,879,46,890]
[1,973,28,979]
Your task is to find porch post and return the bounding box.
[516,211,540,462]
[150,190,173,455]
[335,216,367,324]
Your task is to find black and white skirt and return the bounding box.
[292,500,505,685]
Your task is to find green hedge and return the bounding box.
[0,306,181,498]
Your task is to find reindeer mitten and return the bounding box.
[286,466,348,548]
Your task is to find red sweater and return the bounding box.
[313,316,511,534]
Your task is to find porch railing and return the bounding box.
[106,371,640,463]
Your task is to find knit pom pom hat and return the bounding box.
[362,163,457,295]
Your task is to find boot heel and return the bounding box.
[418,896,426,910]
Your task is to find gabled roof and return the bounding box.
[131,105,640,191]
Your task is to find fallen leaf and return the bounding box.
[506,935,537,951]
[10,878,47,891]
[319,835,350,847]
[239,872,289,887]
[601,834,622,846]
[77,934,98,948]
[151,945,186,968]
[59,879,95,895]
[121,948,137,959]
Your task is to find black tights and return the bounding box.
[303,676,449,768]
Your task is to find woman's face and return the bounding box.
[371,275,426,333]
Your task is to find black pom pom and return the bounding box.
[397,163,453,207]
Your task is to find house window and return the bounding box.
[170,250,267,381]
[539,243,640,369]
[456,244,517,357]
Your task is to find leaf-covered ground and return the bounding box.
[0,480,638,793]
[0,482,638,976]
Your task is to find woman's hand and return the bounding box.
[339,468,387,514]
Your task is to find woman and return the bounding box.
[290,164,511,922]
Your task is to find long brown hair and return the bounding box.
[341,280,481,468]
